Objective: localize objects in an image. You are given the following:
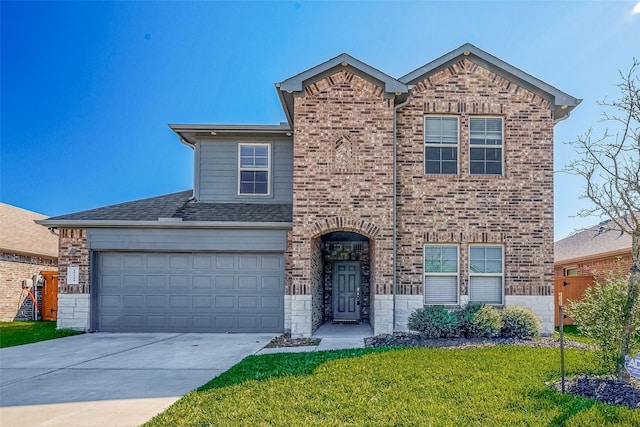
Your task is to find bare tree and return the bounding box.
[564,59,639,382]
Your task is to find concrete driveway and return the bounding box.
[0,332,273,427]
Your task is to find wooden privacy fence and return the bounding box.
[553,275,595,326]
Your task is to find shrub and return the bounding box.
[500,306,541,339]
[566,270,640,373]
[456,304,503,338]
[408,305,458,338]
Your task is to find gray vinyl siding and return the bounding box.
[197,138,293,203]
[87,228,287,252]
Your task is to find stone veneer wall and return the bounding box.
[288,69,395,337]
[57,228,90,330]
[395,59,555,321]
[0,253,57,321]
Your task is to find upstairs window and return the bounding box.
[424,245,459,305]
[470,117,503,175]
[469,245,504,305]
[238,143,270,195]
[424,117,458,174]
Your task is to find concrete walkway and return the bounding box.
[257,322,372,354]
[0,333,273,427]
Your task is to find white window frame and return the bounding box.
[423,244,459,305]
[468,244,504,305]
[564,267,579,276]
[469,116,504,176]
[238,143,271,196]
[424,116,459,175]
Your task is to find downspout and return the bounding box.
[393,93,411,331]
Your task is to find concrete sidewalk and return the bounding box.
[0,333,273,427]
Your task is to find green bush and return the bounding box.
[456,304,503,338]
[500,306,541,339]
[566,270,640,372]
[408,305,458,338]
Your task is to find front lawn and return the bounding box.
[145,346,640,426]
[0,321,82,348]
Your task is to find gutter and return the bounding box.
[393,93,411,332]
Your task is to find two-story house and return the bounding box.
[38,44,580,336]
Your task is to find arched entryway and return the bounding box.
[310,231,372,331]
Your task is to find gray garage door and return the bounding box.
[95,252,284,333]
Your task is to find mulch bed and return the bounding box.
[265,333,321,348]
[363,332,593,350]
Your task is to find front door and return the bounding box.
[332,262,361,322]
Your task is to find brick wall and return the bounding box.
[0,253,57,321]
[554,253,633,278]
[289,70,395,305]
[58,229,90,294]
[396,59,555,300]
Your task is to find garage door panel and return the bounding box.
[238,276,258,289]
[193,296,212,309]
[96,252,284,333]
[261,255,282,269]
[193,276,212,289]
[147,275,167,289]
[169,295,189,309]
[169,275,189,289]
[215,256,235,269]
[124,254,144,268]
[215,295,235,309]
[239,256,258,269]
[238,296,257,309]
[215,276,235,289]
[193,255,212,269]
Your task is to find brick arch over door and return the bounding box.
[309,221,377,331]
[310,217,380,240]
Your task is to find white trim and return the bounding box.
[468,244,504,305]
[423,244,460,305]
[238,142,272,196]
[424,115,459,175]
[469,116,504,176]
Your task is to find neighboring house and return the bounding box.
[555,220,633,278]
[0,203,58,321]
[37,43,580,336]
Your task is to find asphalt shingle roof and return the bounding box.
[0,203,58,257]
[45,191,292,223]
[555,220,632,262]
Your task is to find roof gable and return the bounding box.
[276,53,408,124]
[400,43,580,122]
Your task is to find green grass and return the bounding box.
[144,346,640,427]
[553,324,596,345]
[0,321,83,348]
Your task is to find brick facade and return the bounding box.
[554,253,633,279]
[57,228,90,294]
[289,58,558,335]
[288,70,396,336]
[0,253,57,321]
[396,59,554,301]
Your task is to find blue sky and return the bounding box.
[1,0,639,240]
